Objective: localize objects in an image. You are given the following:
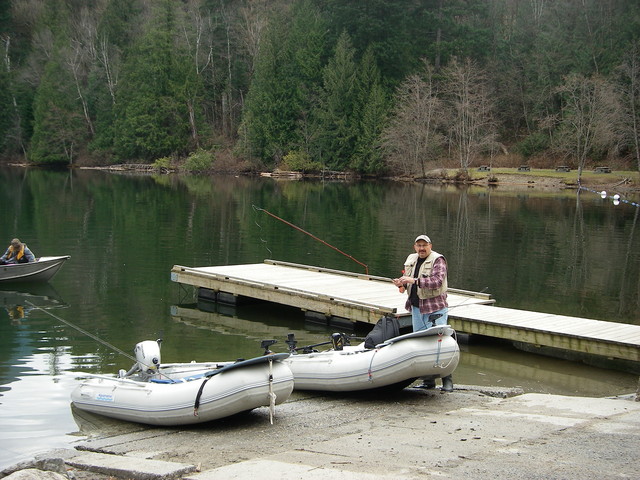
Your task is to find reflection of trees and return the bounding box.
[618,207,639,317]
[3,165,639,355]
[569,190,588,290]
[452,189,471,266]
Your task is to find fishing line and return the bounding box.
[25,300,137,364]
[251,205,273,257]
[252,205,369,274]
[446,286,490,312]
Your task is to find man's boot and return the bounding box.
[416,378,436,389]
[441,375,453,393]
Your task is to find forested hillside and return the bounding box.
[1,0,639,175]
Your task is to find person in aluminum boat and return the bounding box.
[392,234,453,392]
[0,238,36,264]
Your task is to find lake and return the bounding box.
[0,166,638,469]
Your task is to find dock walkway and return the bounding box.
[170,260,640,367]
[171,260,494,324]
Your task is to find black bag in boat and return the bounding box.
[364,315,400,349]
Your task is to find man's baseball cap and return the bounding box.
[414,235,431,243]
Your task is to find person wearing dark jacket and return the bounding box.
[0,238,36,264]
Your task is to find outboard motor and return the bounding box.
[134,340,161,374]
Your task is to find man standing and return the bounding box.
[393,234,453,392]
[0,238,36,265]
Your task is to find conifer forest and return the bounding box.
[1,0,639,176]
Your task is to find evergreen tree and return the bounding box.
[316,0,426,85]
[0,1,12,152]
[89,0,140,158]
[350,46,388,174]
[238,15,299,164]
[0,48,13,153]
[112,0,191,161]
[238,1,326,166]
[351,82,388,174]
[29,59,87,164]
[2,0,640,170]
[313,31,357,170]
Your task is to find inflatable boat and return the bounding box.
[284,325,459,392]
[71,340,294,426]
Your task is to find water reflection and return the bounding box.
[618,207,640,317]
[171,302,345,349]
[456,339,636,397]
[0,166,639,469]
[0,284,67,324]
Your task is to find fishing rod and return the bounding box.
[23,301,172,379]
[285,332,361,353]
[446,286,490,312]
[252,205,369,275]
[24,301,282,379]
[25,300,138,364]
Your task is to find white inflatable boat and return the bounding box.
[284,326,459,392]
[71,340,294,426]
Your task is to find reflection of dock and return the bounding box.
[170,304,327,347]
[171,260,640,370]
[459,346,627,396]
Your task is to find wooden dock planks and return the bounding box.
[170,260,640,365]
[451,303,640,362]
[171,260,494,324]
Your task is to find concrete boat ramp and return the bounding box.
[8,389,640,480]
[171,260,640,370]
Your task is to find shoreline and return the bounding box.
[4,162,640,196]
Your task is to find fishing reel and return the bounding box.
[285,333,298,353]
[261,339,278,355]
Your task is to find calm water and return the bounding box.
[1,166,639,468]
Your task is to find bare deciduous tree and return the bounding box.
[616,42,640,173]
[2,33,27,155]
[63,5,103,137]
[97,34,120,106]
[63,41,94,136]
[382,63,444,177]
[181,0,213,76]
[443,58,496,171]
[237,0,270,79]
[555,73,620,179]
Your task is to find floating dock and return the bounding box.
[171,260,640,369]
[170,260,494,324]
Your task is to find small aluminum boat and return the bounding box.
[0,256,70,283]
